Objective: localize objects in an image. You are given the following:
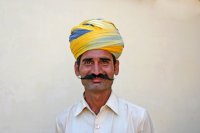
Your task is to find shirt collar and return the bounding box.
[74,91,119,116]
[74,96,88,116]
[105,92,119,115]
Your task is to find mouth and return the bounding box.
[92,78,103,83]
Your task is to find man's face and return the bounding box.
[74,49,119,92]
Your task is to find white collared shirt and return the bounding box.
[56,92,154,133]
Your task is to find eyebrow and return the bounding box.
[81,57,111,62]
[100,57,111,61]
[81,58,93,62]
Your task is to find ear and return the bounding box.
[74,62,80,76]
[114,60,119,75]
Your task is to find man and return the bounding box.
[56,19,154,133]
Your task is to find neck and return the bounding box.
[84,89,112,115]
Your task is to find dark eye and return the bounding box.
[101,59,110,65]
[83,60,93,65]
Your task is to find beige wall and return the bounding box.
[0,0,200,132]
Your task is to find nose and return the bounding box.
[91,62,102,75]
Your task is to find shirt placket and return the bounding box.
[94,114,101,133]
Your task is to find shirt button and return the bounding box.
[95,124,100,129]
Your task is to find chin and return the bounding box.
[86,84,110,92]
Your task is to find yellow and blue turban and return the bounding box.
[69,19,124,59]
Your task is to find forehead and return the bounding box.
[81,49,113,60]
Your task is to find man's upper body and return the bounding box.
[56,91,154,133]
[56,19,154,133]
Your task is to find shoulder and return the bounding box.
[56,101,80,126]
[118,97,146,111]
[117,97,154,130]
[117,97,154,131]
[117,97,148,119]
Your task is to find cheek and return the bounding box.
[103,67,115,74]
[79,67,91,75]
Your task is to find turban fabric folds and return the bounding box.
[69,19,124,59]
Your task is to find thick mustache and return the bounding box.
[80,74,114,80]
